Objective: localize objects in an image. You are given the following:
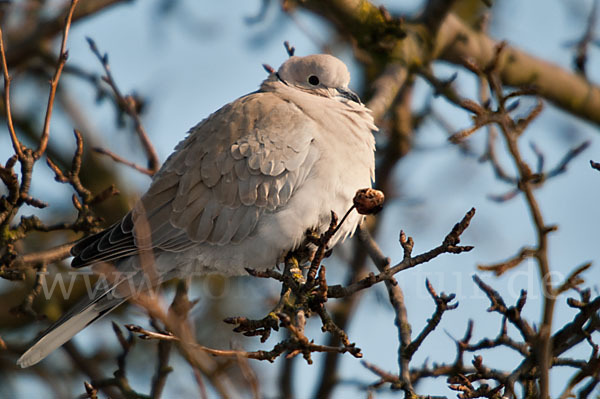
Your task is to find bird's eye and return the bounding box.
[308,75,320,86]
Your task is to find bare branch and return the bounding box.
[0,27,22,158]
[93,146,155,176]
[478,247,536,276]
[87,37,160,175]
[328,208,475,298]
[35,0,80,160]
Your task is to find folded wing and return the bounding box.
[71,92,320,268]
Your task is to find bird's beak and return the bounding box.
[336,87,362,104]
[275,72,288,86]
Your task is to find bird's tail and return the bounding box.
[17,282,127,368]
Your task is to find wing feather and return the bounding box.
[231,207,260,244]
[195,201,219,242]
[238,174,259,206]
[71,91,321,268]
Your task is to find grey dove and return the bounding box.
[17,53,377,368]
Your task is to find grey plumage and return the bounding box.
[17,54,377,368]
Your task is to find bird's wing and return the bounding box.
[71,91,320,268]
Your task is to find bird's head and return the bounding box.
[275,54,362,104]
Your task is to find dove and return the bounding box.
[17,53,377,368]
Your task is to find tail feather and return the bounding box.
[17,286,127,368]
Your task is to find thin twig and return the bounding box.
[35,0,80,160]
[87,37,160,175]
[328,208,475,298]
[0,27,22,158]
[93,146,155,175]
